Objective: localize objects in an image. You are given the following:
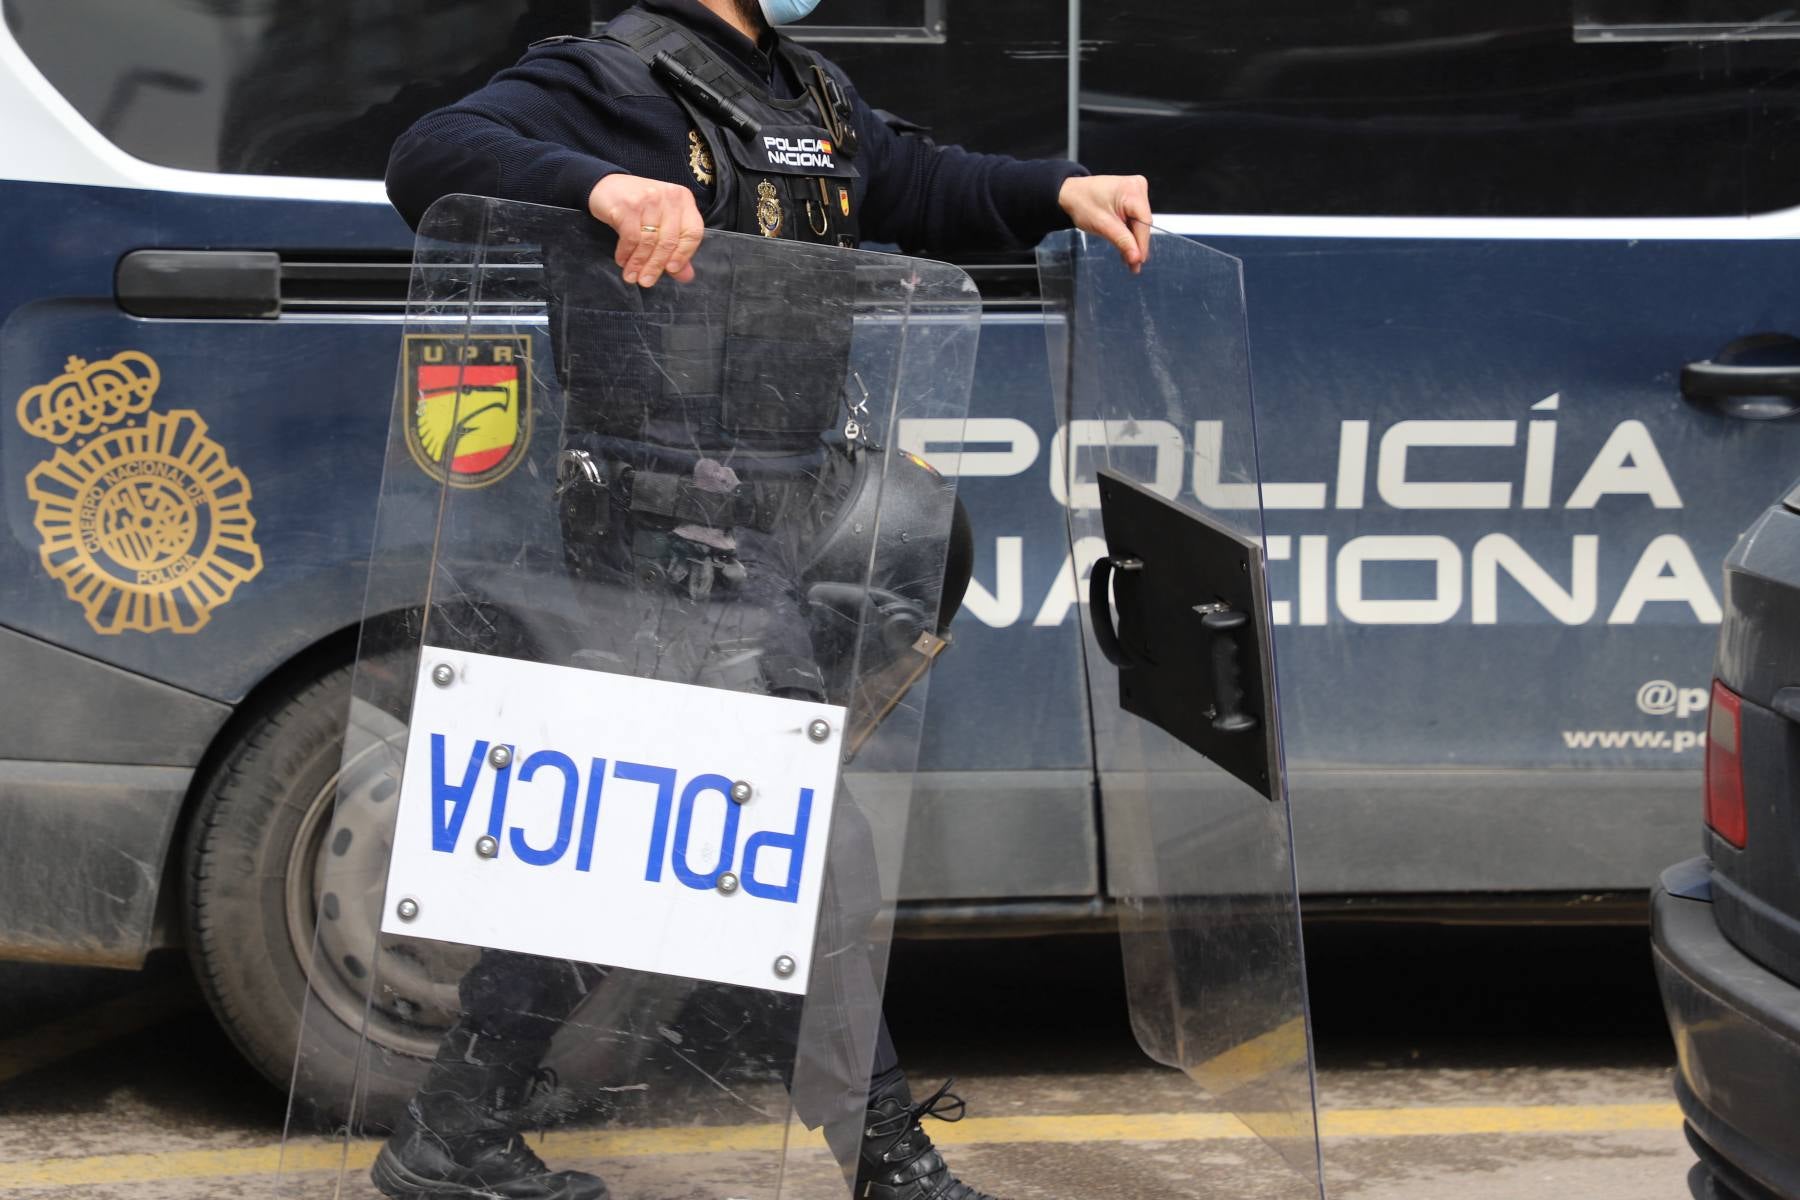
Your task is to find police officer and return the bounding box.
[379,3,1152,1199]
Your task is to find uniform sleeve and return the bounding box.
[840,75,1088,256]
[386,50,647,231]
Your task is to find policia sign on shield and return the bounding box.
[386,650,846,994]
[274,196,980,1198]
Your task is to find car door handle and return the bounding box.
[116,249,280,319]
[1682,334,1800,420]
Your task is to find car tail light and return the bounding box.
[1706,680,1747,849]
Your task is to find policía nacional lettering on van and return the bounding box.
[903,399,1720,631]
[16,351,263,635]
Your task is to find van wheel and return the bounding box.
[184,660,649,1130]
[183,662,471,1129]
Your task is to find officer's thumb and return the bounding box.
[1090,212,1140,270]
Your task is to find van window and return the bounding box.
[593,1,1072,165]
[790,0,946,44]
[3,0,596,180]
[794,1,1068,164]
[1078,0,1800,218]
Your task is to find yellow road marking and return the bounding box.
[1322,1103,1681,1137]
[1184,1018,1309,1097]
[0,981,194,1087]
[0,1103,1684,1189]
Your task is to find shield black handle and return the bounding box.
[1088,555,1140,669]
[1201,609,1258,735]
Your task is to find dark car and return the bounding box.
[1654,480,1800,1200]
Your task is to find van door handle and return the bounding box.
[1682,334,1800,420]
[115,250,280,319]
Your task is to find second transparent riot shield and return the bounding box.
[1040,230,1324,1196]
[276,196,979,1200]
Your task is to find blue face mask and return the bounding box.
[758,0,821,25]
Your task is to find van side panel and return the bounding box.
[0,760,191,966]
[0,627,230,765]
[0,181,411,703]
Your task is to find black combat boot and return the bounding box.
[855,1075,1004,1200]
[371,1028,609,1200]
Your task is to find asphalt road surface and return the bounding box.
[0,923,1691,1199]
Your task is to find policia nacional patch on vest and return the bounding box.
[589,8,863,248]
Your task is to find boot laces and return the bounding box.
[529,1066,561,1104]
[527,1066,561,1142]
[865,1077,967,1148]
[492,1132,552,1175]
[866,1078,996,1199]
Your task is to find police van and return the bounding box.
[4,0,1799,1102]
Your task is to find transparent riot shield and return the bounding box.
[1039,230,1325,1197]
[273,196,979,1200]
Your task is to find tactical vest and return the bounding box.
[595,7,861,247]
[545,8,868,644]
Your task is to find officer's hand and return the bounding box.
[1058,175,1154,274]
[588,174,706,288]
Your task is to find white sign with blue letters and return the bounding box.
[380,647,845,995]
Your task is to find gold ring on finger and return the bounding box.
[640,225,659,233]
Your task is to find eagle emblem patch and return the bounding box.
[403,334,533,489]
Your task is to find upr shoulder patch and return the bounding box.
[403,334,534,489]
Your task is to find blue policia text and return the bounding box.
[427,734,813,902]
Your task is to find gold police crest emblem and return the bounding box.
[17,352,263,635]
[756,179,783,238]
[688,129,715,186]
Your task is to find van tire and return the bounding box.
[182,662,422,1129]
[182,659,643,1132]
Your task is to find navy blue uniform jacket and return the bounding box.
[386,0,1086,254]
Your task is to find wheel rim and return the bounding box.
[285,715,477,1061]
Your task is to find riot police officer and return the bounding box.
[379,3,1152,1199]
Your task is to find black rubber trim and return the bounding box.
[1653,884,1800,1198]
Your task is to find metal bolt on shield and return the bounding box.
[807,719,831,743]
[431,664,455,687]
[730,780,754,804]
[475,836,499,859]
[488,745,513,769]
[396,897,420,922]
[773,954,797,978]
[716,872,740,895]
